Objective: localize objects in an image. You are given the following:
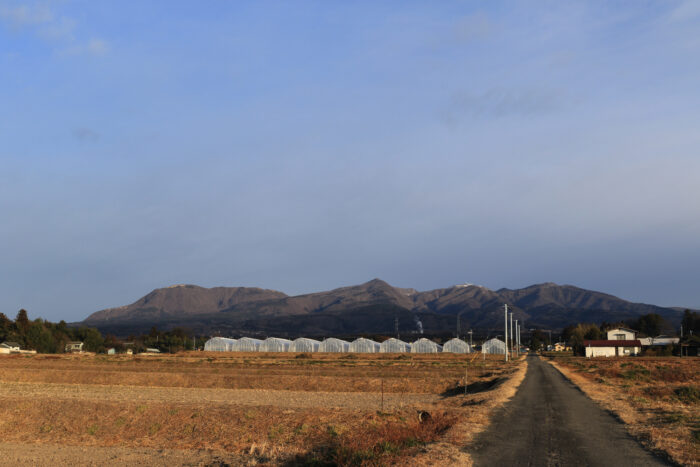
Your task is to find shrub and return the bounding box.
[674,386,700,404]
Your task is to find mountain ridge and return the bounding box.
[82,279,684,336]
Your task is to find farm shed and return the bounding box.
[319,338,350,353]
[290,337,320,353]
[233,337,262,352]
[380,338,411,353]
[442,338,471,354]
[482,338,506,355]
[349,337,381,353]
[260,337,292,352]
[204,337,237,352]
[411,338,442,353]
[0,342,20,354]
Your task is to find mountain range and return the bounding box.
[81,279,684,337]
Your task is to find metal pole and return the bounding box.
[468,330,473,348]
[509,312,513,359]
[515,320,518,357]
[504,304,509,362]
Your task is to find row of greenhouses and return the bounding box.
[204,336,479,353]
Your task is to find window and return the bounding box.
[615,334,625,340]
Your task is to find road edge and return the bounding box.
[413,355,530,466]
[544,357,680,466]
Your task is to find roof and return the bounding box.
[584,340,641,347]
[1,342,20,348]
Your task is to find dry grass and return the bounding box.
[547,356,699,467]
[0,352,527,465]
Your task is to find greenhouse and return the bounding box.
[233,337,262,352]
[318,338,350,353]
[204,337,237,352]
[482,338,506,354]
[290,337,320,353]
[442,338,471,354]
[259,337,292,352]
[380,338,411,353]
[410,338,442,353]
[349,337,381,353]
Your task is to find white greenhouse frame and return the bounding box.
[233,337,262,352]
[410,338,442,353]
[318,338,350,353]
[482,338,506,355]
[442,338,471,354]
[259,337,292,352]
[380,338,411,353]
[204,337,237,352]
[290,337,320,353]
[349,337,381,353]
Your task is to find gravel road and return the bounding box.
[0,380,439,410]
[470,355,669,467]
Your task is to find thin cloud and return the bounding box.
[441,88,561,124]
[0,3,52,27]
[0,2,107,54]
[73,127,100,143]
[668,0,700,22]
[60,38,109,57]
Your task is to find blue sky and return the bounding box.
[1,1,699,322]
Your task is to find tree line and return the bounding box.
[0,309,206,354]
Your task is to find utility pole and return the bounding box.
[504,304,509,362]
[468,329,473,348]
[395,316,399,340]
[515,320,518,357]
[509,312,513,359]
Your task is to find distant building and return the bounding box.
[107,348,116,355]
[583,339,641,357]
[638,335,680,346]
[144,348,161,354]
[0,342,21,354]
[65,342,84,353]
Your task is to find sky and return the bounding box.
[1,1,699,322]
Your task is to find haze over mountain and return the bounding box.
[83,280,683,337]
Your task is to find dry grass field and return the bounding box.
[0,351,526,466]
[547,356,700,466]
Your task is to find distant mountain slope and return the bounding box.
[84,284,287,324]
[82,280,684,336]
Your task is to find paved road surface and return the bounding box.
[471,355,668,467]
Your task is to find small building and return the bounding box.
[606,328,637,341]
[290,337,321,353]
[638,335,680,346]
[349,337,381,353]
[553,342,570,352]
[410,338,442,353]
[107,348,116,355]
[583,340,642,357]
[318,338,350,353]
[481,338,506,355]
[0,342,21,354]
[65,342,84,353]
[379,338,411,353]
[442,338,471,354]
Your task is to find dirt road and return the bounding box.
[470,355,668,466]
